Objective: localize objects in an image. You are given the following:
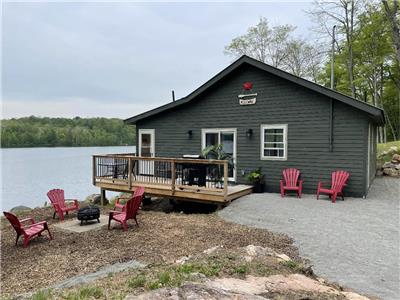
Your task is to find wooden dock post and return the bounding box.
[171,159,176,195]
[223,160,228,200]
[100,188,106,206]
[128,158,132,189]
[92,155,96,186]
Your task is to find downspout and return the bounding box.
[329,25,336,153]
[329,99,333,152]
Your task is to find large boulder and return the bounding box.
[383,168,400,177]
[85,194,109,206]
[10,205,31,213]
[391,153,400,163]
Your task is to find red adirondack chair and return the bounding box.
[317,170,350,203]
[47,189,79,221]
[108,188,145,231]
[3,212,53,248]
[280,168,303,198]
[114,186,145,211]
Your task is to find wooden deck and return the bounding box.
[93,154,253,204]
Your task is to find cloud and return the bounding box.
[2,2,313,118]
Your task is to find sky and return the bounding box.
[2,1,315,120]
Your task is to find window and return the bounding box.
[261,124,287,160]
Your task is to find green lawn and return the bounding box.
[377,140,400,156]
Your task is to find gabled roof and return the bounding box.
[125,55,385,125]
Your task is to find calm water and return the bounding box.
[0,146,136,211]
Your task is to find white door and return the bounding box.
[138,129,155,175]
[201,128,236,181]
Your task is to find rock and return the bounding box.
[263,274,339,294]
[243,245,276,262]
[85,194,108,205]
[275,253,291,262]
[203,245,223,255]
[126,274,372,300]
[342,291,371,300]
[392,153,400,162]
[383,168,399,177]
[207,277,268,295]
[10,205,31,213]
[389,146,399,154]
[127,281,266,300]
[382,162,395,169]
[244,245,275,256]
[175,256,191,264]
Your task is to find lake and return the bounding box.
[1,146,136,211]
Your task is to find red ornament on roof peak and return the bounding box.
[243,82,253,90]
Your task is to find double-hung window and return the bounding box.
[261,124,287,160]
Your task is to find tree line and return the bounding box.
[1,116,136,148]
[224,0,399,142]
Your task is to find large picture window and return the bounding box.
[261,124,287,160]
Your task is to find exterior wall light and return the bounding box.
[246,129,253,137]
[187,130,193,138]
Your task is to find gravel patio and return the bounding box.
[219,177,399,300]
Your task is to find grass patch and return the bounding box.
[63,286,104,300]
[31,290,53,300]
[127,274,147,288]
[377,141,400,155]
[233,264,249,274]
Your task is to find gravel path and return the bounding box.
[219,177,399,300]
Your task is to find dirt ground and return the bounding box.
[0,205,298,297]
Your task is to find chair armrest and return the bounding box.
[109,210,123,215]
[23,221,47,228]
[20,218,35,224]
[114,202,125,210]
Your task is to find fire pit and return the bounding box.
[77,206,100,226]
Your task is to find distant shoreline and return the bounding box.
[0,144,135,149]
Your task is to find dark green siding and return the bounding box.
[137,64,372,197]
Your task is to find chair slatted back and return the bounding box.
[47,189,67,209]
[331,171,350,192]
[282,168,300,187]
[125,187,145,220]
[3,212,24,235]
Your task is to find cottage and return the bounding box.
[124,55,384,198]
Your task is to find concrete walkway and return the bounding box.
[219,177,399,300]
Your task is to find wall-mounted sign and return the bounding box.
[238,93,257,105]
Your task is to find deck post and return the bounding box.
[100,188,106,206]
[92,155,96,186]
[171,159,176,195]
[128,157,132,189]
[223,161,228,199]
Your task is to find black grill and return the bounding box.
[77,206,100,226]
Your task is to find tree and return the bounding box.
[224,17,295,67]
[307,0,363,97]
[284,39,322,81]
[316,2,399,142]
[224,17,322,81]
[382,0,400,63]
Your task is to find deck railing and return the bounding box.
[92,154,229,196]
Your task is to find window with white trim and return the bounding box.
[261,124,287,160]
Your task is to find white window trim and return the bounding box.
[260,124,288,161]
[201,128,237,181]
[138,129,155,157]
